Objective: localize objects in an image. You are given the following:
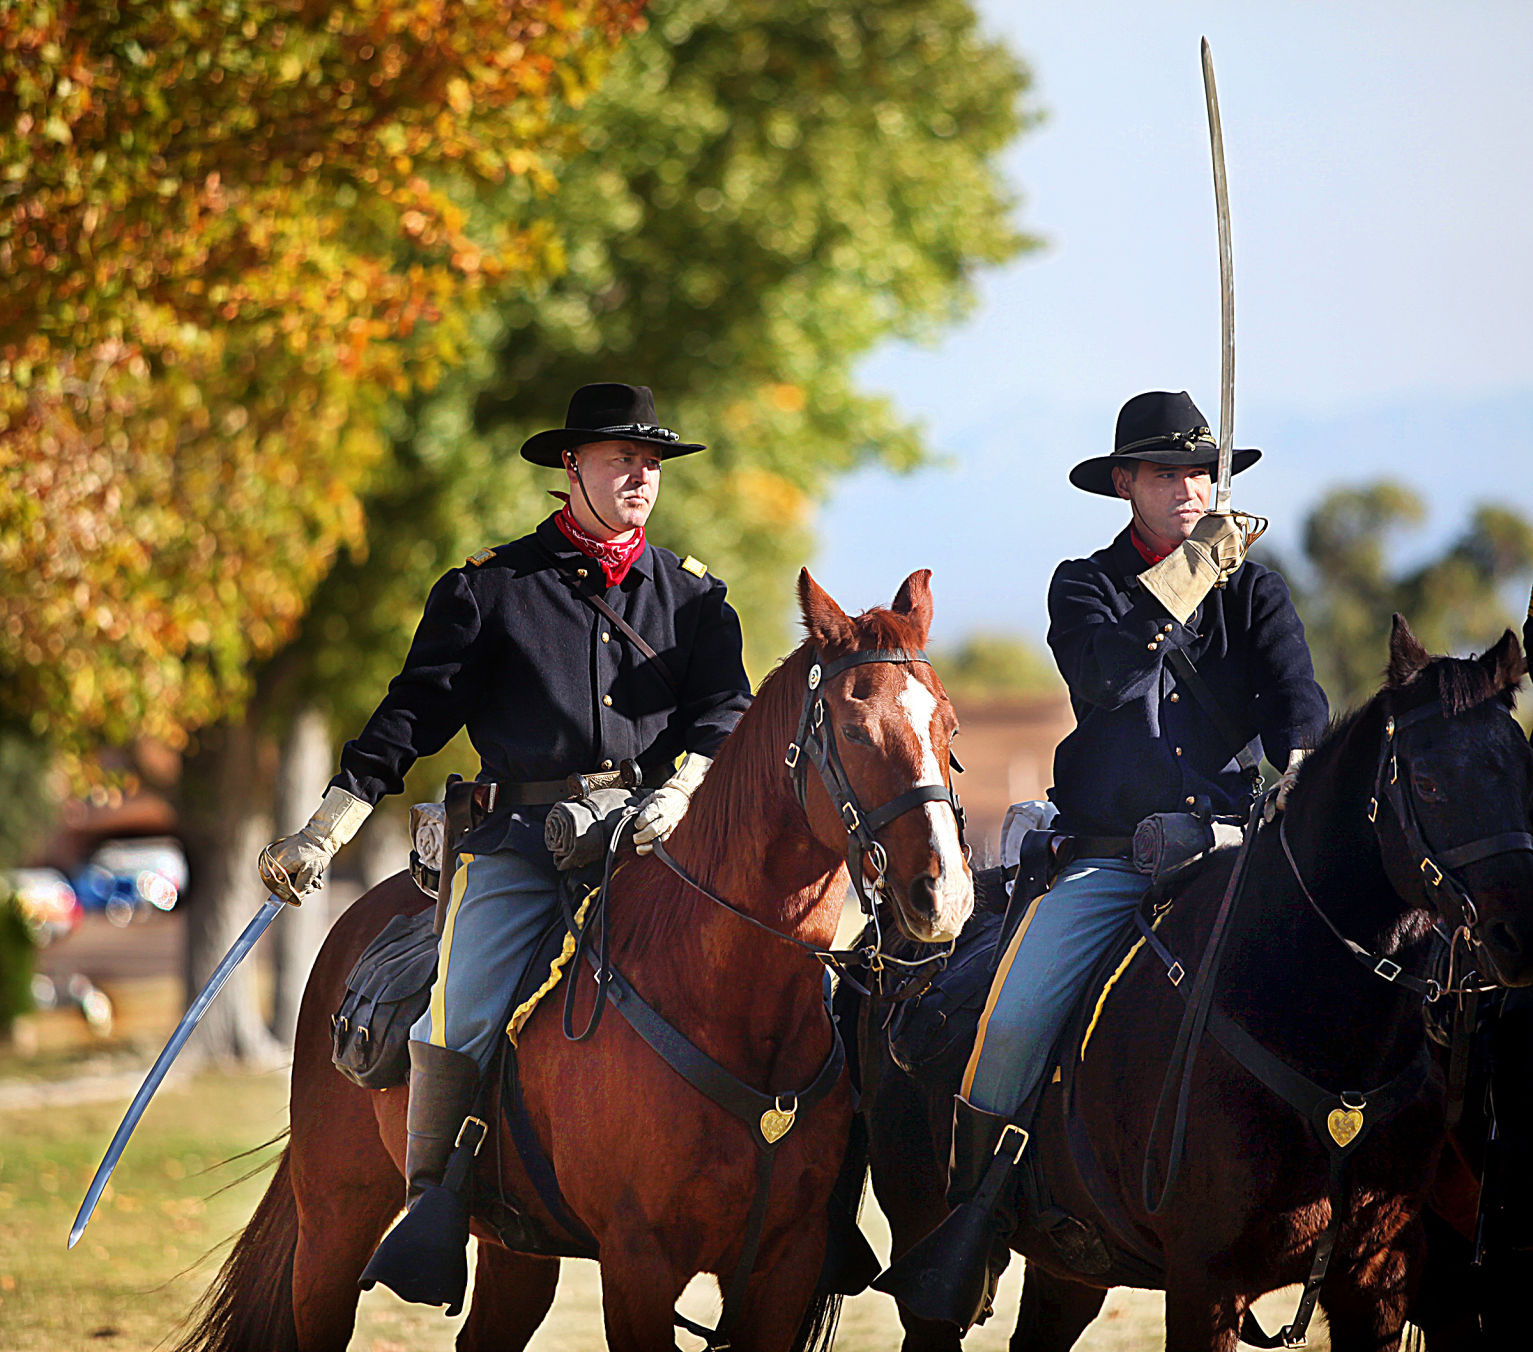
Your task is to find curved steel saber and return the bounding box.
[1201,36,1236,513]
[67,894,286,1249]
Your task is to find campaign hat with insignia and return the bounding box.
[1067,390,1261,497]
[519,383,706,467]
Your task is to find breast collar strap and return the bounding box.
[784,647,967,915]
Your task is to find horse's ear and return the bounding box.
[890,569,934,646]
[798,568,853,647]
[1387,613,1433,687]
[1478,628,1526,698]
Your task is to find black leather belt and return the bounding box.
[1064,834,1134,861]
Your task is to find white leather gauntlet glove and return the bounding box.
[632,753,712,855]
[1138,511,1249,624]
[258,786,372,904]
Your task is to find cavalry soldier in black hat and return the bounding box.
[880,390,1330,1326]
[257,381,752,1303]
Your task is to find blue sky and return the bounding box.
[815,2,1533,642]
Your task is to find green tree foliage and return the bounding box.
[1290,482,1533,712]
[0,892,34,1039]
[931,633,1062,704]
[0,0,641,766]
[300,0,1038,733]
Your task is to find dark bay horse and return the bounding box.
[862,617,1533,1352]
[172,568,971,1352]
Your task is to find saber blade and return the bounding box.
[1201,36,1236,512]
[67,894,286,1248]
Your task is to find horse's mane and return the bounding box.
[1293,646,1523,799]
[684,601,934,854]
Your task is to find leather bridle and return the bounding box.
[1282,693,1533,999]
[785,646,967,916]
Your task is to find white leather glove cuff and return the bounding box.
[1138,539,1221,625]
[307,785,373,851]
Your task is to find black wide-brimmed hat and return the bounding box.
[519,382,705,467]
[1068,390,1261,497]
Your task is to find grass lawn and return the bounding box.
[0,1004,1324,1350]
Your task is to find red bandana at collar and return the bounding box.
[551,495,646,588]
[1130,523,1170,567]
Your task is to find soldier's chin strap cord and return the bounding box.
[564,450,625,538]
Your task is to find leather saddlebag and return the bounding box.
[332,908,439,1089]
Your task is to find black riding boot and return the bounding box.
[358,1041,483,1316]
[871,1095,1027,1330]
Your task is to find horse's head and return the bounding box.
[1377,614,1533,986]
[792,568,974,944]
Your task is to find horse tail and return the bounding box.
[171,1138,299,1352]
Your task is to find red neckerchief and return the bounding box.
[1130,523,1170,566]
[550,495,646,588]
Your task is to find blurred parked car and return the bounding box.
[71,836,187,927]
[4,866,84,945]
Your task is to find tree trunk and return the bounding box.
[354,800,412,894]
[268,703,333,1046]
[178,718,283,1066]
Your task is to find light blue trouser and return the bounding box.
[410,850,561,1070]
[962,858,1147,1120]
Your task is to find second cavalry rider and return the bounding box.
[257,382,752,1303]
[882,389,1330,1325]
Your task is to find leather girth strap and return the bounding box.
[590,947,846,1348]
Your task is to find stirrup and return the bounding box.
[872,1123,1026,1329]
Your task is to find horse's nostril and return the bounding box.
[909,873,939,915]
[1486,919,1524,961]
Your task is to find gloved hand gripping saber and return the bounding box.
[68,894,287,1248]
[1200,38,1267,574]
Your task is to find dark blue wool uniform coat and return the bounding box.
[1047,526,1329,837]
[332,515,752,863]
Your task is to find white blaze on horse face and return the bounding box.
[896,673,972,941]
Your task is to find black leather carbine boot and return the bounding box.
[872,1095,1027,1329]
[358,1040,484,1316]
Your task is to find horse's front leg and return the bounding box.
[458,1243,560,1352]
[729,1219,828,1352]
[1319,1229,1417,1352]
[1012,1264,1107,1352]
[598,1216,692,1352]
[1163,1258,1245,1352]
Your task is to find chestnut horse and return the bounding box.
[173,568,972,1352]
[861,618,1533,1352]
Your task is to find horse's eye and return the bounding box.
[842,724,874,746]
[1413,772,1442,801]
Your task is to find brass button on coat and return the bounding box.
[601,631,610,643]
[1169,692,1180,703]
[600,758,613,770]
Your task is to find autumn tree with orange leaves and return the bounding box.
[0,0,641,761]
[0,0,644,1058]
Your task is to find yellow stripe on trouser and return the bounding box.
[961,890,1044,1099]
[428,852,473,1047]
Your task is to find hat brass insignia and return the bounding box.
[1326,1106,1364,1148]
